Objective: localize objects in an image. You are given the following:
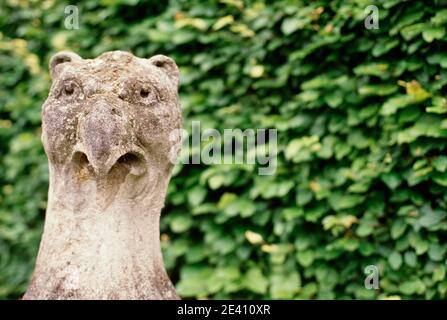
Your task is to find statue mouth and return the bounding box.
[72,149,147,179]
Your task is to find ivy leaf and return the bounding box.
[281,16,309,35]
[270,272,301,299]
[170,214,193,233]
[418,205,446,228]
[422,26,446,42]
[433,156,447,172]
[381,173,402,190]
[399,279,425,295]
[243,268,268,294]
[431,9,447,24]
[328,192,364,211]
[404,251,417,267]
[389,251,403,270]
[296,250,315,267]
[433,265,446,282]
[381,95,417,115]
[428,244,446,261]
[187,186,207,206]
[391,219,407,239]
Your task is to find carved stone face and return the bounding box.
[42,51,182,205]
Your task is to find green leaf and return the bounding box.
[427,53,447,68]
[411,236,429,255]
[353,63,389,77]
[212,15,234,31]
[433,156,447,172]
[285,136,320,162]
[433,171,447,187]
[372,39,399,56]
[281,16,310,35]
[422,26,446,42]
[426,96,447,114]
[388,251,403,270]
[243,268,268,294]
[301,76,335,90]
[324,91,343,108]
[399,279,425,295]
[426,105,447,114]
[328,192,364,211]
[176,265,213,297]
[358,241,375,256]
[428,244,446,261]
[296,189,313,206]
[431,9,447,24]
[270,272,301,299]
[433,265,446,282]
[170,214,193,233]
[356,220,375,237]
[418,205,446,228]
[391,219,407,239]
[390,10,424,35]
[381,95,419,116]
[282,207,304,220]
[404,251,417,267]
[239,200,256,218]
[187,186,207,206]
[217,192,238,209]
[401,23,426,41]
[296,250,315,267]
[208,175,225,190]
[381,173,401,190]
[358,84,398,96]
[397,115,447,144]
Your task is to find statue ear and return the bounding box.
[49,51,82,79]
[148,55,180,88]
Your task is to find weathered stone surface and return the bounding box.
[24,51,182,300]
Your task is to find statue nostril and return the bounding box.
[117,153,139,166]
[72,151,95,177]
[114,152,146,176]
[73,151,89,166]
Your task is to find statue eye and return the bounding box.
[140,88,150,98]
[64,83,74,96]
[138,86,158,105]
[60,80,80,98]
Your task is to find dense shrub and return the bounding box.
[1,0,447,299]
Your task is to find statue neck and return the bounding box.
[24,165,178,300]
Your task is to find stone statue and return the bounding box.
[24,51,182,299]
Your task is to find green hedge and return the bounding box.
[1,0,447,299]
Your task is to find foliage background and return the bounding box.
[1,0,447,299]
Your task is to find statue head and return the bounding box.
[42,51,182,207]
